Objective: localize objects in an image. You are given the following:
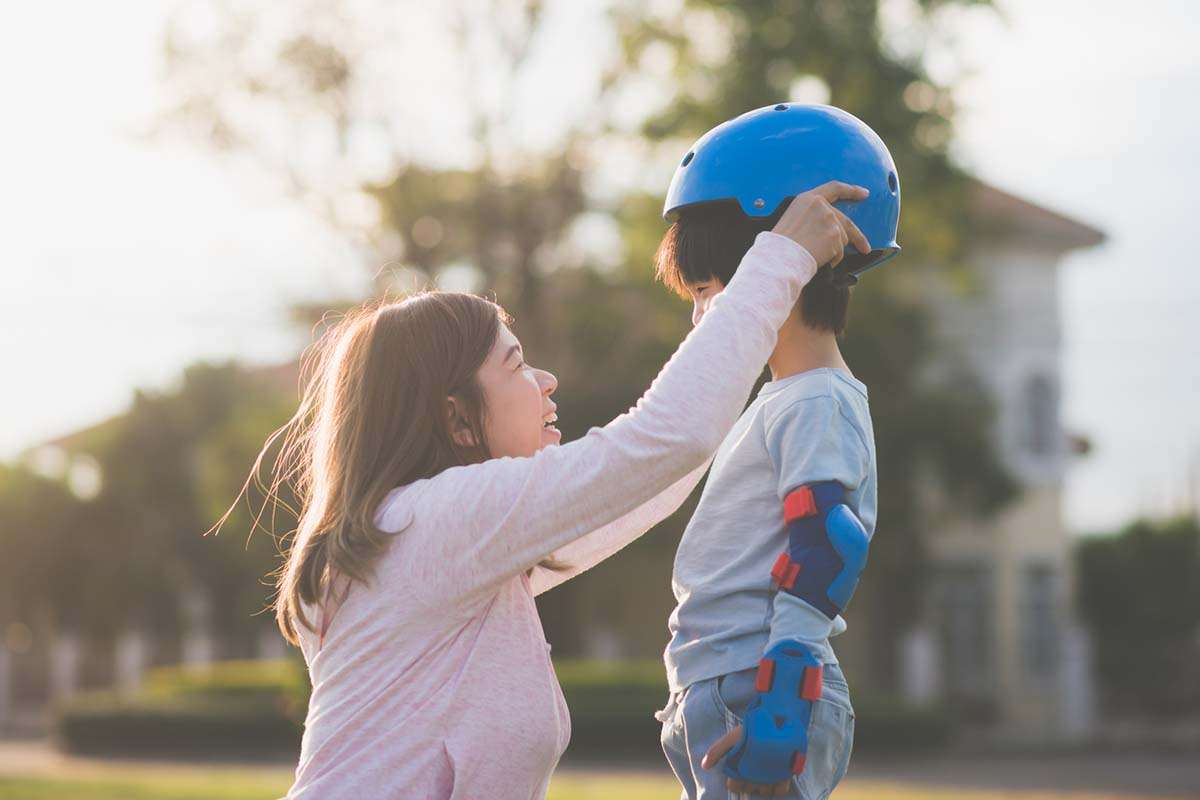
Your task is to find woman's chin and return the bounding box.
[539,426,562,448]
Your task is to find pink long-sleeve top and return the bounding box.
[287,232,817,799]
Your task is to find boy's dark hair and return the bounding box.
[654,200,851,335]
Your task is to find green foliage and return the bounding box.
[55,657,950,760]
[848,693,954,752]
[1076,516,1200,717]
[55,659,308,757]
[2,363,297,643]
[56,696,302,758]
[0,465,90,626]
[141,659,309,710]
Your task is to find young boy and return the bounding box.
[653,104,900,799]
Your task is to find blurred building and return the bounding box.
[896,181,1106,742]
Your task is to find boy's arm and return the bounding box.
[766,395,872,649]
[717,395,871,788]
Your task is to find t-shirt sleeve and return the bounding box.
[764,394,869,502]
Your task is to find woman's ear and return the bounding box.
[444,396,478,449]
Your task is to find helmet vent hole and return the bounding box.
[888,171,898,193]
[774,104,788,111]
[681,151,694,167]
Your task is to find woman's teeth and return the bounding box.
[542,413,558,429]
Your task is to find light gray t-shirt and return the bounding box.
[664,368,877,693]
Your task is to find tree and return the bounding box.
[1077,517,1200,718]
[0,466,89,635]
[30,363,298,653]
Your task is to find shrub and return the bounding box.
[55,659,306,757]
[55,658,952,758]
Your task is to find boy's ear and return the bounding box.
[444,396,478,448]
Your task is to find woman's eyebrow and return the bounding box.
[504,344,522,363]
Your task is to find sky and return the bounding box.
[2,0,1197,533]
[944,0,1200,529]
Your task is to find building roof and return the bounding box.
[968,179,1107,250]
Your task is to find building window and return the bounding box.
[935,564,994,704]
[1023,374,1057,456]
[1021,563,1059,681]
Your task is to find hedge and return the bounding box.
[54,659,951,757]
[55,660,308,757]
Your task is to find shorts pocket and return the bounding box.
[817,663,855,718]
[712,667,759,722]
[798,695,855,800]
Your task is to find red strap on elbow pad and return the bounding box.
[784,486,818,523]
[770,552,801,591]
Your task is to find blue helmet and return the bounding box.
[663,103,901,280]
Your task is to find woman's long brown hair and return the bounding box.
[213,291,512,645]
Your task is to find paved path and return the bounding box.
[846,753,1200,798]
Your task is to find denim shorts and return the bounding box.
[657,663,855,800]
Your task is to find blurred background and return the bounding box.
[1,1,1198,798]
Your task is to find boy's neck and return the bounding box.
[767,315,850,383]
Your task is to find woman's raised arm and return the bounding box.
[388,231,814,608]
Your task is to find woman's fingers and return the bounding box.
[770,182,870,267]
[832,206,871,255]
[829,236,845,268]
[701,725,744,770]
[811,180,870,204]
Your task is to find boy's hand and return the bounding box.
[771,182,871,269]
[702,725,792,797]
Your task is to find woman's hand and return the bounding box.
[702,724,792,797]
[771,182,871,268]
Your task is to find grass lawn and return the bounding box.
[0,773,290,800]
[0,769,1182,799]
[0,770,686,800]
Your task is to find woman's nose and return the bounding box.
[537,369,558,395]
[692,301,705,327]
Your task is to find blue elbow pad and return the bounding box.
[770,481,869,619]
[722,640,824,785]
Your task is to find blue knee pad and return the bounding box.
[770,481,869,619]
[722,640,823,785]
